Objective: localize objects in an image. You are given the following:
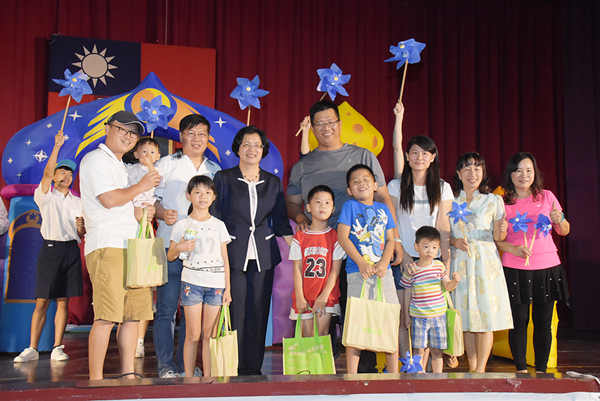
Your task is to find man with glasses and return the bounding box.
[287,100,398,237]
[80,111,161,380]
[286,100,401,371]
[152,113,221,378]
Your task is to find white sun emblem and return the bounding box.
[72,45,117,87]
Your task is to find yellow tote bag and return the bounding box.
[126,208,167,289]
[342,277,400,354]
[210,305,238,377]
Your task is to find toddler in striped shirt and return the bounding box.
[400,226,460,373]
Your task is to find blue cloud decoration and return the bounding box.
[2,72,285,185]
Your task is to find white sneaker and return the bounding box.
[51,345,69,361]
[159,370,180,378]
[14,347,39,363]
[135,342,145,358]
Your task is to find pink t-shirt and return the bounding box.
[502,189,562,270]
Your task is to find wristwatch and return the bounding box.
[393,238,402,244]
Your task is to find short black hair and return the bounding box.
[231,125,270,158]
[309,99,340,124]
[346,164,375,187]
[186,175,217,215]
[133,137,160,152]
[179,114,211,134]
[415,226,441,244]
[55,166,73,173]
[307,185,335,204]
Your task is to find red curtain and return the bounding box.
[1,0,576,325]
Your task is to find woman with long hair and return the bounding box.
[450,152,513,373]
[388,102,453,363]
[496,152,570,373]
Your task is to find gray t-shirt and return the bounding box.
[287,143,386,228]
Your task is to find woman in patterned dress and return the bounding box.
[449,152,513,373]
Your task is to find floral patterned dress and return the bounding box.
[450,190,513,332]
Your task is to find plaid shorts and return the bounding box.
[411,315,447,350]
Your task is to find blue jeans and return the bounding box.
[153,254,186,375]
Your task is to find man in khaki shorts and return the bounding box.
[80,111,161,380]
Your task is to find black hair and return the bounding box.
[55,166,73,173]
[133,137,160,154]
[309,99,340,124]
[179,114,211,134]
[231,125,270,158]
[453,152,491,196]
[502,152,544,205]
[186,175,217,215]
[307,185,335,204]
[400,135,441,215]
[415,226,441,244]
[346,164,375,187]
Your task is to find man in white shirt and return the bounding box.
[80,111,161,380]
[13,132,85,363]
[152,114,220,377]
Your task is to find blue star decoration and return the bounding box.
[535,214,553,237]
[135,95,175,133]
[384,38,427,70]
[230,75,269,110]
[52,68,93,102]
[447,201,472,225]
[316,63,351,101]
[509,210,534,233]
[399,351,423,373]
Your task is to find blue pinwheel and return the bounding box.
[135,95,175,134]
[447,201,472,224]
[316,63,351,101]
[399,351,423,373]
[534,214,553,238]
[230,75,269,126]
[52,68,93,103]
[447,201,473,257]
[510,211,534,265]
[230,75,269,111]
[384,38,426,103]
[509,211,533,234]
[52,68,94,131]
[384,38,427,70]
[525,213,552,266]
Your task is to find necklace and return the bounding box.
[242,169,260,182]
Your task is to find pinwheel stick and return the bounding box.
[247,106,251,126]
[524,231,529,266]
[526,229,538,267]
[59,95,72,132]
[150,130,154,139]
[398,62,409,103]
[459,221,472,258]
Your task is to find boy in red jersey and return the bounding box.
[290,185,344,336]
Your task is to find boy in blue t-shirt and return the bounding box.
[337,164,399,374]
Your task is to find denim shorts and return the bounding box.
[411,315,447,350]
[180,281,223,306]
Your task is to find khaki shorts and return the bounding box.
[86,247,153,323]
[347,269,399,304]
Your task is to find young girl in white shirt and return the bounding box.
[168,175,231,377]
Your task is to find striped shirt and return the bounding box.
[400,260,447,318]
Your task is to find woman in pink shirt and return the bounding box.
[496,152,570,373]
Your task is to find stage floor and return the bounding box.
[1,327,598,400]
